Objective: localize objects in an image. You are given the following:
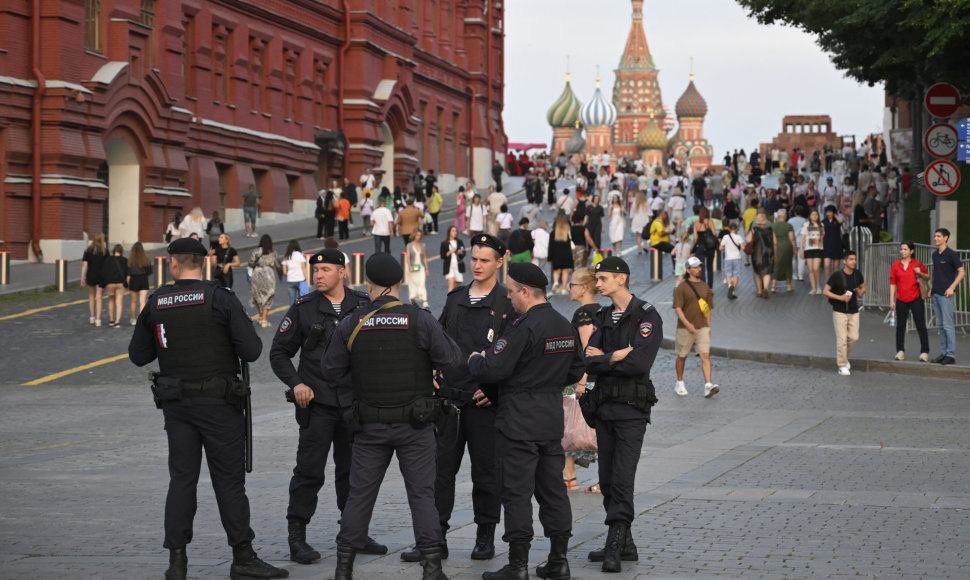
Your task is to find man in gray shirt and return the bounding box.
[243,185,261,238]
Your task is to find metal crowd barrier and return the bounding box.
[861,241,969,333]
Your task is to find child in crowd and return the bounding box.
[673,229,693,287]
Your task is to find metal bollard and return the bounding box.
[400,252,408,286]
[713,250,721,273]
[0,251,9,285]
[650,248,662,281]
[352,253,365,286]
[203,256,213,281]
[154,256,168,288]
[55,259,69,292]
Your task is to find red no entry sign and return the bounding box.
[925,160,961,196]
[924,83,961,118]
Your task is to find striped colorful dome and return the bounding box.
[675,76,708,118]
[636,120,667,151]
[580,79,617,127]
[546,74,583,129]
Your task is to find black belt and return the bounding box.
[356,404,411,424]
[180,376,231,398]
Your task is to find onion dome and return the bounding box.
[580,77,617,127]
[636,113,667,151]
[675,73,708,118]
[546,72,583,129]
[565,122,586,154]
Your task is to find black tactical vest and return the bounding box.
[349,303,433,406]
[151,282,239,380]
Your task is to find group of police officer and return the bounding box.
[129,234,663,580]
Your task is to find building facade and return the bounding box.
[611,0,665,160]
[1,0,506,260]
[759,115,841,166]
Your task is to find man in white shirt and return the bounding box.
[719,221,745,299]
[370,198,394,254]
[360,168,376,193]
[821,177,839,209]
[485,186,508,235]
[600,150,611,173]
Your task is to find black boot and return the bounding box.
[535,535,570,580]
[334,546,355,580]
[360,535,389,555]
[403,526,448,562]
[481,541,529,580]
[165,547,187,580]
[287,520,321,564]
[420,546,449,580]
[587,527,637,562]
[229,542,290,579]
[471,523,496,560]
[601,523,629,573]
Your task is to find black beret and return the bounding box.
[471,233,507,256]
[365,253,403,287]
[595,256,631,275]
[167,237,208,256]
[309,249,345,266]
[508,262,548,289]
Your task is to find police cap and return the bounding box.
[508,262,548,289]
[471,233,507,256]
[595,256,631,275]
[309,248,345,266]
[167,237,208,256]
[365,253,403,287]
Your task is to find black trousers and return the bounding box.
[430,212,440,232]
[162,398,254,549]
[373,235,391,254]
[495,431,572,542]
[596,418,647,526]
[316,217,325,238]
[338,220,349,240]
[693,247,716,285]
[896,297,930,354]
[434,404,501,529]
[337,423,442,550]
[287,404,352,524]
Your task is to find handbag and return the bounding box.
[562,395,597,452]
[697,223,718,251]
[685,280,712,317]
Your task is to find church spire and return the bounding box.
[618,0,655,70]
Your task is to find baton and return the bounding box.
[242,360,253,473]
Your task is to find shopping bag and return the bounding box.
[562,395,597,452]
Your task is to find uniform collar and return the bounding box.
[463,282,505,308]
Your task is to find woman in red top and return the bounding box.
[335,194,351,240]
[889,241,930,361]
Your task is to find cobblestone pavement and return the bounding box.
[2,354,969,579]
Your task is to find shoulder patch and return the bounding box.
[156,289,207,309]
[492,338,508,354]
[639,322,654,338]
[544,336,576,354]
[279,316,293,333]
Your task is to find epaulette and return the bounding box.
[214,284,236,295]
[295,292,316,305]
[352,289,370,300]
[640,300,655,313]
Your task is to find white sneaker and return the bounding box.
[919,353,929,362]
[704,383,719,398]
[895,351,905,361]
[846,361,851,370]
[94,319,101,327]
[130,318,137,326]
[675,381,688,396]
[89,316,95,325]
[838,366,851,376]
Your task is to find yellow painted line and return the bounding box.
[22,353,129,386]
[32,440,82,451]
[0,299,88,322]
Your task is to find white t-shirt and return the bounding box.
[720,233,744,260]
[283,252,306,282]
[496,212,513,230]
[370,206,393,236]
[360,173,375,191]
[531,228,550,259]
[650,195,665,213]
[667,195,686,212]
[469,204,486,231]
[600,153,610,168]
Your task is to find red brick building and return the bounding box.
[0,0,506,260]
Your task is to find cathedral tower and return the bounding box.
[669,69,714,173]
[613,0,667,160]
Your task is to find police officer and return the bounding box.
[269,249,387,564]
[468,263,586,580]
[322,253,462,580]
[583,257,663,573]
[128,238,288,580]
[401,233,512,563]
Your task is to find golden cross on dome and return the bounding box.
[690,56,695,82]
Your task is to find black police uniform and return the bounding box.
[434,283,512,535]
[585,293,663,569]
[323,295,461,578]
[269,285,375,559]
[129,239,286,580]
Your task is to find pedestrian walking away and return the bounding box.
[322,253,462,580]
[823,251,866,375]
[270,249,388,566]
[673,256,719,397]
[468,262,586,580]
[127,238,287,580]
[400,233,512,565]
[583,257,663,573]
[930,228,965,365]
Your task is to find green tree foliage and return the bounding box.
[735,0,970,99]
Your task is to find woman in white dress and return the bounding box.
[629,191,652,255]
[608,195,626,254]
[439,226,466,292]
[405,229,430,309]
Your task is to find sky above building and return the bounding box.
[504,0,886,155]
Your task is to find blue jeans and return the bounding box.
[287,281,303,305]
[932,294,956,358]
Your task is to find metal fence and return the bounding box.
[861,241,970,333]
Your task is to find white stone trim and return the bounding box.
[197,118,320,150]
[342,98,381,108]
[90,61,129,85]
[144,186,191,197]
[348,144,385,153]
[5,174,108,188]
[46,80,94,94]
[394,153,420,163]
[0,75,38,88]
[170,106,194,116]
[373,79,397,101]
